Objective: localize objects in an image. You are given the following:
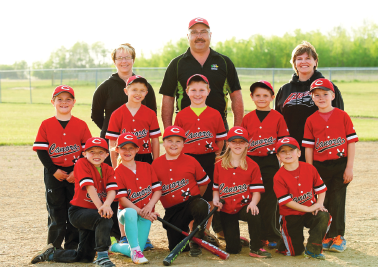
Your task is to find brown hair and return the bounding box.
[290,41,318,75]
[111,43,136,63]
[215,146,248,171]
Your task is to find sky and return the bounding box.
[1,0,377,66]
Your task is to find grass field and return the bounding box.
[0,79,377,145]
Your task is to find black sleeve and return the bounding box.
[37,150,58,175]
[275,86,283,113]
[144,82,157,114]
[159,59,178,97]
[91,82,107,129]
[225,56,241,93]
[332,82,344,110]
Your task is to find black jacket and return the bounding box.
[91,73,157,138]
[275,70,344,146]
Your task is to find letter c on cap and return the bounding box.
[234,129,243,135]
[60,86,70,90]
[92,138,102,144]
[314,80,323,86]
[280,138,290,144]
[124,135,134,140]
[171,127,180,133]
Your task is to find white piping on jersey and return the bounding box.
[105,132,119,138]
[250,185,264,190]
[117,189,127,196]
[216,133,227,138]
[150,130,161,136]
[278,195,291,204]
[80,178,94,187]
[106,184,118,189]
[302,140,314,145]
[197,176,210,185]
[347,134,358,141]
[314,184,326,193]
[151,182,162,190]
[33,144,49,148]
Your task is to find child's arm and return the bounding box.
[215,140,224,155]
[246,192,260,215]
[151,137,160,161]
[66,172,75,183]
[305,147,314,165]
[86,185,104,210]
[140,190,162,217]
[213,191,223,211]
[343,142,355,184]
[312,192,327,215]
[199,184,208,196]
[109,139,118,169]
[119,197,142,214]
[98,190,116,219]
[53,169,69,181]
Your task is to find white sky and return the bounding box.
[1,0,377,65]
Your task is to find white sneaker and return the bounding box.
[131,250,148,264]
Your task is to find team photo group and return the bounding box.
[30,17,358,266]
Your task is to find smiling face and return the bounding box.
[116,143,139,163]
[163,136,184,158]
[186,81,210,108]
[124,82,148,104]
[187,23,211,53]
[114,49,134,75]
[311,89,335,111]
[295,52,317,77]
[276,146,301,165]
[228,138,249,156]
[83,147,109,167]
[251,87,274,110]
[51,92,76,116]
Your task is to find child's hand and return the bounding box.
[213,198,223,211]
[53,169,68,181]
[343,166,353,184]
[98,204,113,219]
[148,212,160,222]
[246,203,259,215]
[140,204,153,217]
[66,172,75,183]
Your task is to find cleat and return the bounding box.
[93,256,116,266]
[119,236,128,244]
[249,248,272,258]
[329,235,346,252]
[131,250,148,264]
[240,236,249,246]
[304,249,325,260]
[189,241,202,257]
[322,237,333,251]
[30,244,55,264]
[144,238,154,251]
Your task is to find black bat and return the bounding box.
[162,199,225,266]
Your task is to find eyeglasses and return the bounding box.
[189,30,210,36]
[115,56,133,61]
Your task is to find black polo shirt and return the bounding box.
[159,47,241,120]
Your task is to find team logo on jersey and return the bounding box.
[121,128,148,139]
[282,91,314,108]
[49,143,81,158]
[211,64,218,70]
[241,195,250,204]
[205,141,214,151]
[128,186,152,204]
[181,188,191,200]
[219,183,248,198]
[161,178,190,196]
[315,137,345,153]
[292,191,313,204]
[185,130,213,144]
[248,136,276,153]
[141,140,149,151]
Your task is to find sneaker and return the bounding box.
[204,229,220,247]
[304,249,326,260]
[131,250,148,264]
[189,241,202,257]
[240,236,249,247]
[144,238,154,251]
[322,237,333,251]
[93,257,116,266]
[329,235,346,252]
[216,231,225,240]
[249,248,272,258]
[267,241,277,249]
[119,236,128,244]
[30,244,55,264]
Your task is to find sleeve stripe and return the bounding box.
[150,128,161,134]
[106,182,118,189]
[197,176,210,185]
[151,182,162,189]
[33,143,49,148]
[213,184,219,189]
[197,174,208,183]
[347,134,358,141]
[278,194,291,204]
[117,189,127,195]
[250,185,264,190]
[302,140,314,145]
[105,132,119,138]
[80,178,94,187]
[216,132,227,138]
[314,184,327,192]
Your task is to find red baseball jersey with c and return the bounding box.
[273,162,327,216]
[174,106,227,154]
[302,108,358,161]
[213,157,265,214]
[152,153,210,209]
[70,158,118,209]
[33,116,92,167]
[106,105,161,154]
[241,110,289,156]
[115,162,162,210]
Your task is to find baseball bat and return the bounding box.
[157,216,229,260]
[162,199,225,266]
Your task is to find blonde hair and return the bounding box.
[111,43,136,63]
[216,146,248,171]
[290,41,318,75]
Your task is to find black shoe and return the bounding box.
[189,241,202,257]
[93,256,116,266]
[30,244,55,264]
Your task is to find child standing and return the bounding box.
[152,126,211,256]
[241,80,289,248]
[33,85,92,250]
[213,126,271,258]
[273,137,331,260]
[31,137,118,266]
[303,78,358,252]
[110,133,162,264]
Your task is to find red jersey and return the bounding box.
[33,116,92,167]
[241,109,289,156]
[302,108,358,162]
[152,153,210,209]
[115,162,162,210]
[213,157,265,214]
[174,106,227,154]
[106,105,161,154]
[70,158,118,209]
[273,162,327,216]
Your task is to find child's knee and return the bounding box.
[316,211,330,225]
[124,208,138,224]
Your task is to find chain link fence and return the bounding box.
[0,67,377,104]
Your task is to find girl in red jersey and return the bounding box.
[110,133,161,264]
[213,127,272,258]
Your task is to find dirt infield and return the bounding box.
[1,143,377,267]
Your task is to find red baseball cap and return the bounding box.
[186,74,209,88]
[163,126,186,140]
[227,126,249,142]
[276,137,300,153]
[250,80,274,95]
[310,78,335,93]
[126,75,148,87]
[52,85,75,98]
[84,137,109,152]
[117,132,139,148]
[188,17,210,29]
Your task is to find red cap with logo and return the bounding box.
[188,17,210,29]
[227,126,249,142]
[276,137,300,153]
[126,75,148,87]
[84,137,109,152]
[163,126,186,140]
[310,78,335,93]
[117,132,139,148]
[186,74,209,88]
[52,85,75,98]
[250,80,274,94]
